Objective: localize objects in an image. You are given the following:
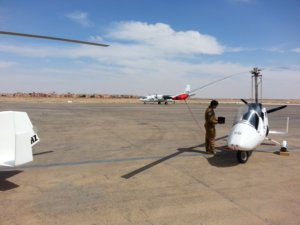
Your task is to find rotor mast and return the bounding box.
[250,67,262,103]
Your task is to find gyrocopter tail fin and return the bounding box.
[0,111,39,167]
[269,117,289,135]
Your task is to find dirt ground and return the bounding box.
[1,101,300,225]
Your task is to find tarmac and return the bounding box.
[0,101,300,225]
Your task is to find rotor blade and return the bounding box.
[0,31,109,47]
[190,71,248,94]
[241,99,248,104]
[267,105,287,114]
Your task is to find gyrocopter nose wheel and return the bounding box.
[237,151,252,163]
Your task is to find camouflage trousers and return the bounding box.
[205,124,216,152]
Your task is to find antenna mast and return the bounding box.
[250,67,262,103]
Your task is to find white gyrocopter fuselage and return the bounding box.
[228,103,267,151]
[227,102,287,163]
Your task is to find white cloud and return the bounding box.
[0,22,226,59]
[0,21,299,98]
[262,67,300,99]
[0,60,16,68]
[65,11,92,27]
[89,36,105,43]
[107,21,225,55]
[0,42,60,57]
[0,39,250,96]
[292,48,300,53]
[266,46,286,53]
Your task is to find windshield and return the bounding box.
[233,103,261,129]
[242,110,259,129]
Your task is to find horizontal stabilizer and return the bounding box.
[0,111,39,167]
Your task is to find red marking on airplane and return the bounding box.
[172,93,189,100]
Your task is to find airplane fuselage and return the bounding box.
[139,85,191,104]
[139,94,174,104]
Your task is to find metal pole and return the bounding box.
[250,67,262,104]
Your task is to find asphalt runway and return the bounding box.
[1,102,300,225]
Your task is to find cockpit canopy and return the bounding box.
[234,103,262,130]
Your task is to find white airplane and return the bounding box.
[225,68,289,163]
[0,111,39,167]
[139,84,193,104]
[0,31,108,167]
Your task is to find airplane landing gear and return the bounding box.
[237,151,252,163]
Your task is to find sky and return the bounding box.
[0,0,299,99]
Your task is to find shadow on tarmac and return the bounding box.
[121,135,239,179]
[121,150,185,179]
[33,150,54,156]
[0,170,23,191]
[178,145,239,168]
[207,149,239,167]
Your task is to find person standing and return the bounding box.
[204,100,219,154]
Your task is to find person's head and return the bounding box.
[210,100,219,108]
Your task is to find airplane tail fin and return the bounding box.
[184,84,191,94]
[172,85,191,100]
[0,111,39,167]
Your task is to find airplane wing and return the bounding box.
[0,111,39,167]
